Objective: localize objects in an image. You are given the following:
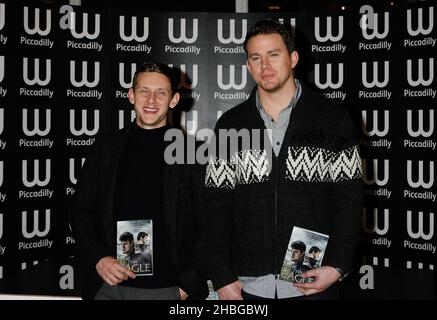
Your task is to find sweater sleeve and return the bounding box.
[177,162,208,299]
[67,140,112,271]
[201,125,239,290]
[324,111,363,273]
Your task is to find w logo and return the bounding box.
[407,210,434,241]
[362,110,389,137]
[217,65,247,90]
[22,159,51,187]
[118,62,137,89]
[0,108,3,135]
[0,56,4,83]
[314,16,344,42]
[361,61,389,88]
[0,214,3,240]
[407,109,434,138]
[406,160,434,189]
[0,3,5,31]
[362,208,389,235]
[23,58,51,86]
[119,15,149,42]
[407,7,434,36]
[21,209,51,239]
[170,64,198,89]
[69,158,85,185]
[362,158,389,186]
[361,12,389,40]
[22,109,51,137]
[181,110,199,135]
[314,63,344,89]
[69,60,100,88]
[217,18,246,44]
[69,11,100,39]
[69,109,100,136]
[277,18,296,30]
[168,18,198,43]
[118,109,135,130]
[407,58,434,87]
[23,6,51,36]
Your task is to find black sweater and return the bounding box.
[115,124,177,288]
[203,83,363,290]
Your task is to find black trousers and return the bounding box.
[94,282,181,300]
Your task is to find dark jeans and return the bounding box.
[242,285,340,300]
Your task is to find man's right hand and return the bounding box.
[96,256,136,286]
[217,280,243,300]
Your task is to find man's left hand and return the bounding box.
[292,266,341,295]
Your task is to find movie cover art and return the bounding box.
[280,226,329,283]
[117,219,153,276]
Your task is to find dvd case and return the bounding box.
[280,226,329,283]
[116,219,153,276]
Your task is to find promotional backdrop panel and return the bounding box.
[0,2,435,298]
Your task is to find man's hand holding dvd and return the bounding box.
[96,256,136,285]
[279,226,345,296]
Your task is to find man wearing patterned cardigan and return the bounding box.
[203,19,362,300]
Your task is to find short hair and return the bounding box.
[243,19,295,55]
[291,240,306,253]
[119,231,134,243]
[137,232,148,241]
[309,246,321,254]
[132,61,178,94]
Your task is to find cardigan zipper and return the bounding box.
[273,155,279,275]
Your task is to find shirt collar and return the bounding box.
[255,79,302,114]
